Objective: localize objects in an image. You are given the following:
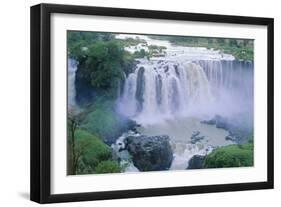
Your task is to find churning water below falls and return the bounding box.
[113,35,253,172]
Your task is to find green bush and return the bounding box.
[82,106,116,141]
[80,100,134,145]
[68,31,114,60]
[80,40,124,91]
[133,49,147,58]
[75,129,112,172]
[203,144,253,168]
[95,160,121,174]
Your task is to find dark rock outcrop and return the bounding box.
[215,115,229,129]
[125,135,173,171]
[201,115,252,144]
[75,65,97,105]
[187,155,205,169]
[225,132,236,142]
[190,131,205,144]
[155,74,162,105]
[200,115,228,128]
[200,119,216,125]
[171,78,180,112]
[174,65,180,77]
[135,67,145,112]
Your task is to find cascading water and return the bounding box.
[115,35,254,171]
[118,60,214,124]
[118,59,253,123]
[68,59,78,108]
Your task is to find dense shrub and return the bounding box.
[74,129,112,174]
[95,160,121,174]
[68,32,136,100]
[203,144,253,168]
[68,31,114,60]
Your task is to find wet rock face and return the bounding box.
[187,155,206,169]
[125,135,173,171]
[170,78,180,113]
[155,74,162,105]
[135,67,145,112]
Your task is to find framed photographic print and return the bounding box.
[30,3,274,203]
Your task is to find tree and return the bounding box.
[67,108,88,175]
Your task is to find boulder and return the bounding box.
[125,135,173,171]
[187,155,205,169]
[225,134,236,142]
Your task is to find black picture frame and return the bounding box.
[30,3,274,204]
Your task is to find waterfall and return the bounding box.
[115,34,253,125]
[196,59,253,94]
[195,59,254,118]
[118,58,253,125]
[68,59,78,107]
[118,59,217,124]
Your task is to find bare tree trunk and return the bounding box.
[67,118,77,175]
[71,121,77,175]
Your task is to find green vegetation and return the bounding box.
[116,38,167,59]
[67,32,140,174]
[132,45,167,59]
[67,110,121,175]
[147,45,167,57]
[116,37,147,47]
[133,49,147,58]
[75,40,125,98]
[68,31,114,60]
[80,99,135,145]
[203,143,253,168]
[95,160,122,174]
[68,32,136,99]
[75,130,111,171]
[80,101,117,140]
[150,35,253,61]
